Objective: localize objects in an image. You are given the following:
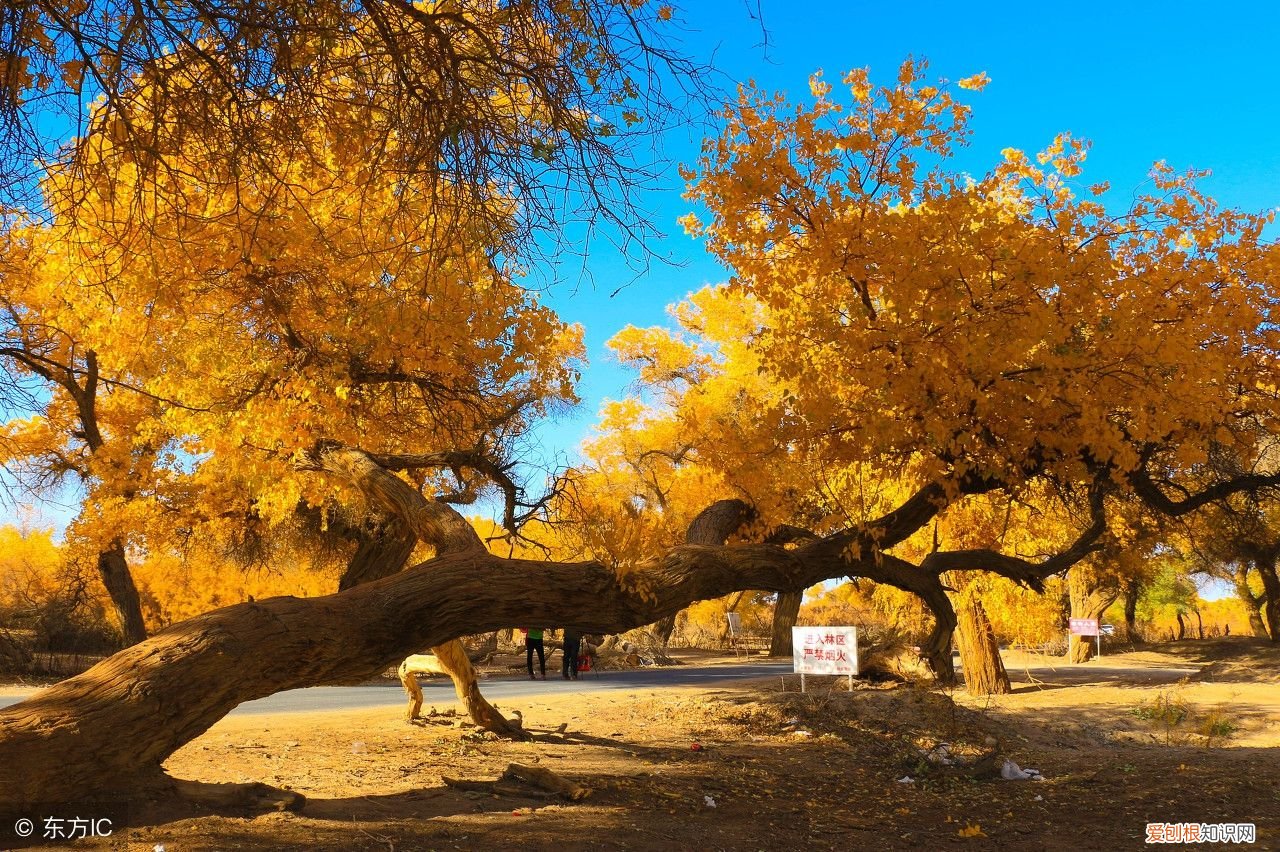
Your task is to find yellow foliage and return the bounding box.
[131,547,338,629]
[565,59,1280,650]
[0,524,67,613]
[0,33,585,569]
[683,59,1278,495]
[683,593,777,641]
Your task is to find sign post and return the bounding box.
[1068,617,1101,661]
[726,612,744,660]
[792,626,859,692]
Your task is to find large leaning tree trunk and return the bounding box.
[0,517,864,808]
[97,541,148,647]
[768,589,804,657]
[0,449,1110,811]
[1066,564,1117,663]
[645,502,765,647]
[952,591,1010,695]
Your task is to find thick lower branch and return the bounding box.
[0,532,861,809]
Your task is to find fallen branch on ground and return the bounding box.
[442,763,588,801]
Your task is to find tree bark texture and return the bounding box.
[954,597,1011,695]
[0,448,1105,809]
[329,482,523,738]
[652,614,678,646]
[768,590,804,657]
[97,542,148,647]
[911,567,958,683]
[337,516,418,591]
[1067,566,1116,663]
[1255,554,1280,641]
[1233,566,1270,639]
[1122,578,1141,642]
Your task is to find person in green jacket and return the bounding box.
[521,627,545,679]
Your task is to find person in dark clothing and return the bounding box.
[562,628,582,680]
[522,628,545,679]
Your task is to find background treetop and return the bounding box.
[0,0,699,264]
[678,60,1280,494]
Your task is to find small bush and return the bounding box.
[1132,691,1190,726]
[1197,708,1238,745]
[1131,689,1238,746]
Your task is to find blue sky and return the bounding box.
[540,0,1280,464]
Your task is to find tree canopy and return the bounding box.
[3,18,1280,815]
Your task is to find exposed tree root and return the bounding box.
[442,763,589,801]
[170,778,305,813]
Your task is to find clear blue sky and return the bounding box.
[537,0,1280,466]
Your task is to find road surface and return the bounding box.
[1,653,1205,716]
[0,660,794,715]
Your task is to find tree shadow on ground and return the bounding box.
[48,666,1279,852]
[110,730,1280,852]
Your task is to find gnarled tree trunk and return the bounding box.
[337,517,417,591]
[1122,577,1141,642]
[97,542,147,647]
[1067,565,1116,663]
[907,575,958,684]
[1232,566,1270,639]
[768,589,803,658]
[1255,553,1280,641]
[331,482,524,739]
[954,596,1010,695]
[0,450,1105,810]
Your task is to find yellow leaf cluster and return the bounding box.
[683,59,1279,493]
[2,41,585,558]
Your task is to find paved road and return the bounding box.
[0,660,793,716]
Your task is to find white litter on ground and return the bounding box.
[1000,759,1044,781]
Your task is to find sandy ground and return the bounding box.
[5,639,1278,851]
[967,644,1280,750]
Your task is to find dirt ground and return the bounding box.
[9,639,1280,850]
